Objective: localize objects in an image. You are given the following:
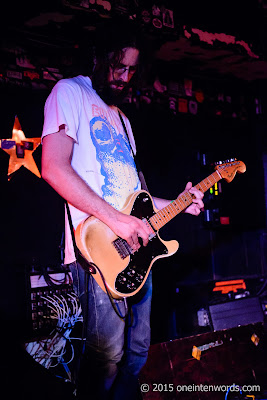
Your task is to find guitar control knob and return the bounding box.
[118,275,127,284]
[127,282,136,290]
[136,274,144,283]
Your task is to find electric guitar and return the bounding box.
[75,159,246,299]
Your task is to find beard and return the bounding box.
[91,68,131,106]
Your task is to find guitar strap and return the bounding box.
[65,201,96,274]
[118,109,149,192]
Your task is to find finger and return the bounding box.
[129,234,141,251]
[128,218,152,248]
[191,204,201,216]
[192,197,204,209]
[194,207,201,215]
[189,186,204,199]
[185,181,192,191]
[137,230,149,247]
[138,219,152,246]
[133,234,140,246]
[129,228,149,250]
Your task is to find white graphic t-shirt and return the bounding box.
[42,75,141,263]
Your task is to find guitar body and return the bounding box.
[75,159,246,299]
[75,191,179,299]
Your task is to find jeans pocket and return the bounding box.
[68,261,85,298]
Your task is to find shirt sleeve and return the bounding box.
[42,79,81,143]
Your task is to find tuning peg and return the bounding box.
[215,158,237,166]
[222,158,237,164]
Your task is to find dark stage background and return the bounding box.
[1,2,267,397]
[0,79,266,344]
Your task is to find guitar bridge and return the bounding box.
[113,238,133,259]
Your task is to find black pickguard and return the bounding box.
[115,192,168,294]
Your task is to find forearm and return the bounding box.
[42,161,119,226]
[152,196,172,210]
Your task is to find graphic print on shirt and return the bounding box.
[90,116,139,209]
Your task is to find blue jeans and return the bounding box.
[69,261,152,400]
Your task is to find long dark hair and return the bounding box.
[91,16,148,93]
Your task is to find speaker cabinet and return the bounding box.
[209,297,264,331]
[140,323,265,399]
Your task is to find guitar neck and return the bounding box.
[149,170,222,231]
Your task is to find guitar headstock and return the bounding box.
[215,158,246,183]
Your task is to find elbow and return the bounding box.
[41,152,60,185]
[41,157,72,189]
[41,157,55,184]
[41,165,52,184]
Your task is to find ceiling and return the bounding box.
[1,0,267,82]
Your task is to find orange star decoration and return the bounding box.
[0,116,41,180]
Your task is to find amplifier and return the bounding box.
[140,323,265,400]
[209,297,264,331]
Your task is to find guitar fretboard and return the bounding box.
[149,170,221,231]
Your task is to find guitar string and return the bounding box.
[149,171,221,230]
